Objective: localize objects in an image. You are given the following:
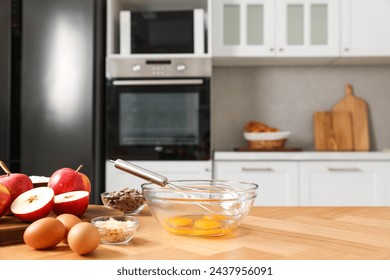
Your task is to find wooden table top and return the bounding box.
[2,206,390,260]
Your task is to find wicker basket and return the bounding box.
[243,131,290,150]
[247,139,287,149]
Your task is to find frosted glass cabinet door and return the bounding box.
[212,0,276,57]
[277,0,340,57]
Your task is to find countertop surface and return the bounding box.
[214,151,390,161]
[2,205,390,260]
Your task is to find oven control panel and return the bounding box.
[106,57,212,78]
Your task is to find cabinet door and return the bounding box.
[277,0,339,57]
[299,161,388,206]
[212,0,276,56]
[213,161,299,206]
[105,160,212,192]
[341,0,390,56]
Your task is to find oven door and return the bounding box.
[106,78,210,160]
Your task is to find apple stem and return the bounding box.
[0,161,11,176]
[76,164,83,173]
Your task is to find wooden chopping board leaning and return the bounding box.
[332,84,370,151]
[314,111,354,151]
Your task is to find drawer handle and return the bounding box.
[327,167,361,172]
[241,167,274,172]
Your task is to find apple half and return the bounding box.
[53,191,89,217]
[10,187,54,222]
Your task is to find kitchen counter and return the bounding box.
[2,206,390,260]
[214,151,390,161]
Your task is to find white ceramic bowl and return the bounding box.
[243,131,291,141]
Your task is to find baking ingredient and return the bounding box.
[0,184,11,218]
[102,188,145,213]
[10,187,54,222]
[67,222,100,255]
[164,215,233,236]
[93,217,138,244]
[23,217,66,249]
[53,190,89,217]
[56,213,81,241]
[194,218,222,230]
[48,165,87,195]
[167,216,194,227]
[0,160,33,213]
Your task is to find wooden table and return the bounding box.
[2,206,390,260]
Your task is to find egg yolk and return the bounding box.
[167,216,194,227]
[194,219,222,230]
[203,214,228,221]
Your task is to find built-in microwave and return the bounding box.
[119,9,205,55]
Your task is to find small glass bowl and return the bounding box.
[91,215,139,245]
[101,189,146,215]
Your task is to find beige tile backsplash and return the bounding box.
[211,66,390,151]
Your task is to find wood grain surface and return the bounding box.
[333,84,370,151]
[2,206,390,260]
[314,111,354,151]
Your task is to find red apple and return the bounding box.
[0,161,33,212]
[48,165,86,195]
[80,172,91,193]
[0,184,11,218]
[53,190,89,217]
[10,187,54,222]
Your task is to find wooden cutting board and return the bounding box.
[0,205,122,246]
[332,84,370,151]
[314,111,354,151]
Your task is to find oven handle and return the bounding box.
[112,79,204,86]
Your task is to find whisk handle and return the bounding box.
[111,159,168,187]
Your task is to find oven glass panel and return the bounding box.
[119,92,199,145]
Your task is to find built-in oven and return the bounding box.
[105,57,212,161]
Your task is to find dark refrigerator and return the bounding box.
[0,0,106,203]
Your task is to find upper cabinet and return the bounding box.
[276,0,339,57]
[340,0,390,58]
[212,0,339,64]
[212,0,390,65]
[212,0,276,57]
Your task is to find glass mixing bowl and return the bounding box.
[141,180,258,237]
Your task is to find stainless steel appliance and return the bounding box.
[119,9,205,55]
[0,0,106,203]
[106,57,212,161]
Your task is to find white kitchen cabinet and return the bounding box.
[213,161,299,206]
[212,0,276,57]
[212,0,339,61]
[340,0,390,57]
[105,160,212,192]
[277,0,340,57]
[299,161,388,206]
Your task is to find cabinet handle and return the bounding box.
[344,47,349,52]
[241,167,274,172]
[269,47,275,52]
[327,167,361,172]
[279,48,284,52]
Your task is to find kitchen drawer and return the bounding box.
[299,161,388,206]
[213,161,299,206]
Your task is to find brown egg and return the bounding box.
[56,213,82,242]
[67,222,100,255]
[23,217,66,249]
